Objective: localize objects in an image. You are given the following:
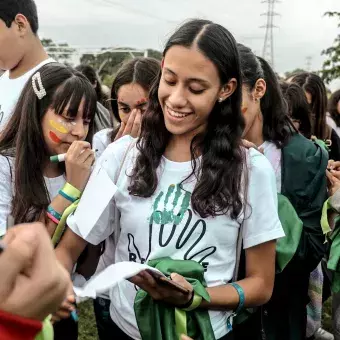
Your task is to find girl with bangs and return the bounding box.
[0,63,97,339]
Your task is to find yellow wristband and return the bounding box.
[182,293,202,312]
[62,182,82,199]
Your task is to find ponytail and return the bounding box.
[238,44,290,148]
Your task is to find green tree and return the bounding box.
[80,48,162,87]
[284,68,307,80]
[321,11,340,83]
[80,48,133,82]
[147,49,162,60]
[41,38,75,65]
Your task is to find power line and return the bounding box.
[305,56,313,71]
[260,0,281,69]
[90,0,177,24]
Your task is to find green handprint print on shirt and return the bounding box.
[151,184,191,225]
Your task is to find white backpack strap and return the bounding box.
[233,222,243,282]
[113,139,136,247]
[233,150,248,282]
[114,139,135,184]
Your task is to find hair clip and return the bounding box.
[32,72,46,100]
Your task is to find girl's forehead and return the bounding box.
[117,83,147,102]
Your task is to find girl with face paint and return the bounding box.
[0,63,97,340]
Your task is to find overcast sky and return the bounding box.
[35,0,340,90]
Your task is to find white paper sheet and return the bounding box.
[73,261,163,299]
[74,166,117,239]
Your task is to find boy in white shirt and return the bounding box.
[0,0,54,130]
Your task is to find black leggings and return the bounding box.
[93,297,233,340]
[53,316,78,340]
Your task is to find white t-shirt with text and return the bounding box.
[68,136,285,339]
[0,58,55,131]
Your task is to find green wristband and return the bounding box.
[62,182,82,198]
[35,315,53,340]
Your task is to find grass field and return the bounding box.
[79,300,97,340]
[77,299,334,340]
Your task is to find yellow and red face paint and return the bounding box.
[136,98,148,106]
[49,120,68,134]
[49,131,62,144]
[48,120,69,144]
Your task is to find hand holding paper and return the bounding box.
[73,261,163,299]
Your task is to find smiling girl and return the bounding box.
[56,20,284,340]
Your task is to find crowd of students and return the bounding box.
[1,1,340,340]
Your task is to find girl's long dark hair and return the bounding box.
[0,64,97,223]
[238,44,290,148]
[110,57,160,142]
[329,89,340,127]
[280,82,312,139]
[291,72,329,140]
[129,19,246,219]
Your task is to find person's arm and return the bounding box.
[329,129,340,162]
[0,310,42,340]
[202,241,276,309]
[55,228,88,274]
[325,164,340,229]
[0,156,14,236]
[0,223,70,321]
[43,141,95,237]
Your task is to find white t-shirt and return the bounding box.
[68,135,284,340]
[260,141,282,193]
[0,58,55,131]
[327,113,340,138]
[93,128,113,159]
[0,155,65,236]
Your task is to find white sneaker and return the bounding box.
[314,328,334,340]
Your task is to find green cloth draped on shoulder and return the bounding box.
[235,133,328,334]
[263,133,328,275]
[134,258,215,340]
[276,193,303,272]
[280,133,328,272]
